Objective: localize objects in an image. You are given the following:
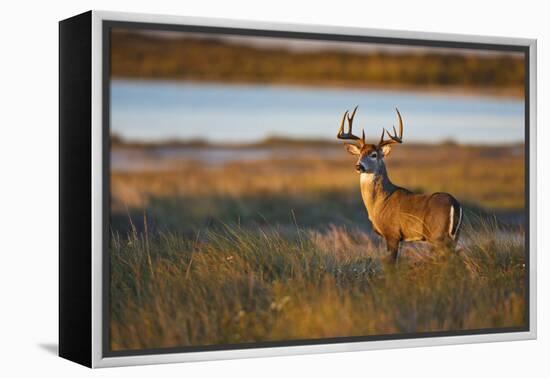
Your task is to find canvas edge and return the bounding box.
[528,39,537,341]
[89,10,537,368]
[58,10,93,368]
[91,10,103,369]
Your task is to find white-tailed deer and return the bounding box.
[337,106,462,263]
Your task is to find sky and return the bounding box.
[136,29,524,57]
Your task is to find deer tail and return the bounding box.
[448,201,462,240]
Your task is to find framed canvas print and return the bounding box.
[59,10,537,368]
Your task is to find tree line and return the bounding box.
[111,30,525,92]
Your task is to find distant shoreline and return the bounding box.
[111,136,525,150]
[111,30,525,98]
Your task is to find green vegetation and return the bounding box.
[111,30,525,94]
[109,142,526,351]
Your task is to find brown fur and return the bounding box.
[351,143,462,263]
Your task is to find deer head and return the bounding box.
[337,106,404,174]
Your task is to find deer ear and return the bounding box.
[344,143,361,156]
[381,144,392,157]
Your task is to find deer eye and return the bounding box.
[370,152,377,158]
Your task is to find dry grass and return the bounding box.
[110,221,525,351]
[111,143,525,214]
[109,143,526,351]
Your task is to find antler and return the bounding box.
[336,106,365,146]
[379,108,404,147]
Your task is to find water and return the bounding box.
[111,80,524,145]
[112,145,346,171]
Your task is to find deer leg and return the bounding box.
[386,238,400,264]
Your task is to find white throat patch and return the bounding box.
[360,172,376,185]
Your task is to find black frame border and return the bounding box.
[59,11,93,367]
[101,19,531,358]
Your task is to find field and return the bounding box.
[109,142,526,351]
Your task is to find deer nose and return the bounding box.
[355,163,365,172]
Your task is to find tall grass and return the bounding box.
[110,218,525,351]
[109,144,526,351]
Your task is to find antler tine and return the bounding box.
[379,128,386,146]
[338,110,349,136]
[395,107,404,140]
[347,105,358,125]
[379,108,405,147]
[336,106,365,145]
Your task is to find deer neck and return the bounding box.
[359,164,396,220]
